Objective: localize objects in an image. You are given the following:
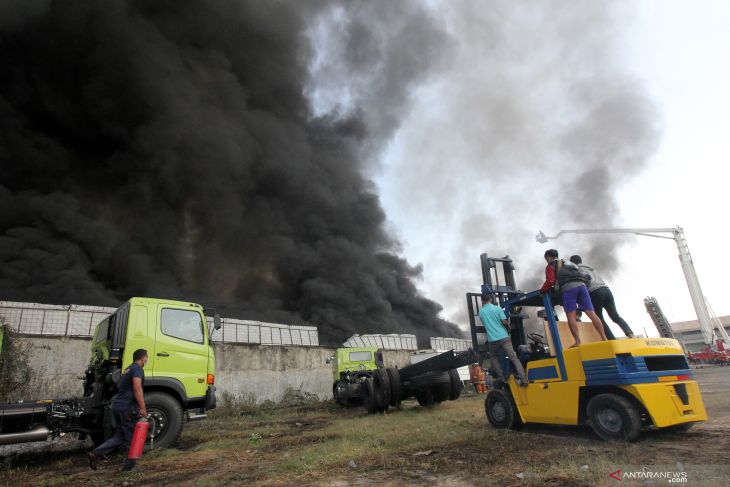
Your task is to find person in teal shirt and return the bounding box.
[479,294,527,386]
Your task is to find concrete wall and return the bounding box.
[23,337,90,399]
[17,336,414,404]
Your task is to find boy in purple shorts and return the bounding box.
[541,250,607,347]
[562,281,607,346]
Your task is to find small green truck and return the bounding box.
[0,297,220,449]
[331,347,386,410]
[330,347,472,413]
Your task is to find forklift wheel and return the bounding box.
[587,393,641,442]
[485,389,522,430]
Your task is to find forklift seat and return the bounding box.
[543,319,604,353]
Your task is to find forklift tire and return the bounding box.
[386,368,402,406]
[415,389,435,407]
[587,393,641,442]
[448,369,463,401]
[373,369,391,412]
[485,389,522,430]
[145,392,185,449]
[364,378,378,414]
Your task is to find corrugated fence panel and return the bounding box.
[0,301,319,347]
[343,333,417,350]
[429,337,471,351]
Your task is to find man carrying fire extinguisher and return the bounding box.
[87,348,148,472]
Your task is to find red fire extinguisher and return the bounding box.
[127,418,150,460]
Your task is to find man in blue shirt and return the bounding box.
[479,294,527,386]
[87,348,148,472]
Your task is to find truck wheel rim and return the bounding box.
[492,401,506,422]
[596,408,622,433]
[148,409,168,438]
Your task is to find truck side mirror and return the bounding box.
[214,313,222,331]
[325,355,335,364]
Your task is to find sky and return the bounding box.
[2,1,727,343]
[375,1,730,338]
[613,0,730,332]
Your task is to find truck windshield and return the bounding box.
[95,318,109,344]
[349,351,372,362]
[161,308,204,344]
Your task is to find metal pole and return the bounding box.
[64,305,72,337]
[672,227,716,346]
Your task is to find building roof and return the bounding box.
[669,315,730,332]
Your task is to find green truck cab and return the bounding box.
[0,297,220,449]
[332,347,383,380]
[84,297,220,448]
[331,347,384,408]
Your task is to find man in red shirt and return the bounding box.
[539,249,607,346]
[539,249,559,295]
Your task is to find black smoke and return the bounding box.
[374,2,662,322]
[0,1,463,345]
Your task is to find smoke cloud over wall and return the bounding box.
[0,1,463,344]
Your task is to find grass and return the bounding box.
[2,367,730,486]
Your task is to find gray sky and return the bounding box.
[375,1,730,337]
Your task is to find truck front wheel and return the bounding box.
[145,392,184,449]
[587,393,641,442]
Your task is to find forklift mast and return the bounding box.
[466,253,528,362]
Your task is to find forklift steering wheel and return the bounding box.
[527,333,545,345]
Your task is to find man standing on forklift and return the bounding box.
[539,249,607,347]
[479,294,528,386]
[569,255,635,339]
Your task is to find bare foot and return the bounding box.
[570,342,581,348]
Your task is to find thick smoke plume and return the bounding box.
[0,1,463,344]
[378,2,661,323]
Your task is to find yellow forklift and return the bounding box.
[467,254,707,441]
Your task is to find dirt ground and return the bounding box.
[1,366,728,487]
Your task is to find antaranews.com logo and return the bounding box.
[609,466,688,483]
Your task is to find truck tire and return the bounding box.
[145,392,184,449]
[415,389,435,407]
[386,368,402,406]
[587,393,641,442]
[90,430,106,447]
[364,378,378,414]
[448,369,463,401]
[333,381,348,406]
[432,383,450,403]
[485,389,522,430]
[373,369,390,412]
[409,371,450,389]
